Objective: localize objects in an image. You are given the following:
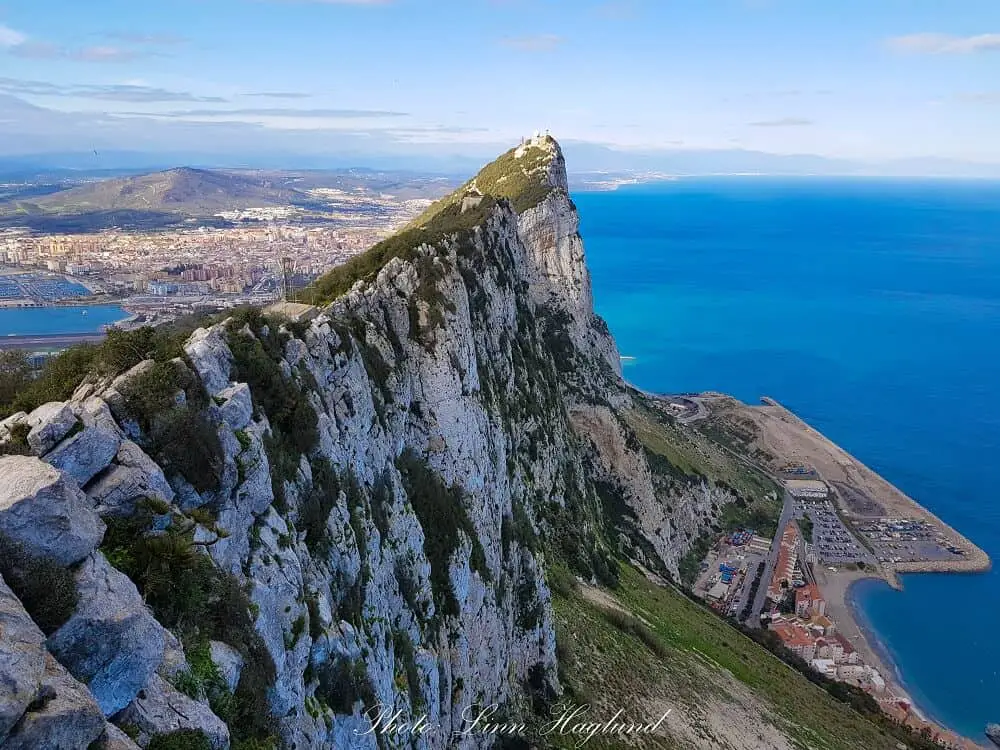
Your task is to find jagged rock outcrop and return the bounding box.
[93,724,141,750]
[47,552,170,716]
[87,439,175,518]
[24,402,78,456]
[0,575,47,741]
[0,456,105,566]
[1,654,105,750]
[116,675,230,750]
[0,136,746,749]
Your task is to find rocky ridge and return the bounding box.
[0,136,764,749]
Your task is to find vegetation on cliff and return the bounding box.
[299,136,558,306]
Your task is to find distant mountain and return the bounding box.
[4,167,304,217]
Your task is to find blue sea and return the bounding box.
[575,178,1000,742]
[0,305,128,338]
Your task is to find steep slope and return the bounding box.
[0,136,918,750]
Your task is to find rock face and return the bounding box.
[1,653,106,750]
[116,675,230,750]
[0,456,105,566]
[47,553,167,716]
[987,723,1000,747]
[24,402,78,455]
[0,575,47,742]
[0,137,745,749]
[44,424,121,487]
[209,641,243,694]
[86,439,175,517]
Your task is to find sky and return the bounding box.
[0,0,998,170]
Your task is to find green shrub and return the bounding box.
[316,658,377,715]
[392,629,423,710]
[227,321,318,453]
[0,421,31,456]
[120,361,222,494]
[396,449,489,619]
[0,350,31,412]
[599,606,669,660]
[155,409,224,494]
[100,515,277,746]
[301,458,339,555]
[299,197,497,306]
[146,729,213,750]
[0,533,78,635]
[3,344,98,417]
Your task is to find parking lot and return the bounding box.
[794,499,873,566]
[853,518,966,564]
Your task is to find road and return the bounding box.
[0,332,107,350]
[746,490,794,627]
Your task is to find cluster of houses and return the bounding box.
[764,520,888,693]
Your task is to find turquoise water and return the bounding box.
[575,178,1000,741]
[0,305,128,337]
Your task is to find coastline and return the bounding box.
[759,397,992,581]
[688,393,993,747]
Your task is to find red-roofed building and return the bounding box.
[795,583,827,618]
[767,522,802,601]
[771,621,817,661]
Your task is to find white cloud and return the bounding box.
[0,24,26,47]
[749,117,813,128]
[888,33,1000,54]
[499,34,563,52]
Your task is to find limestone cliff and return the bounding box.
[0,137,774,749]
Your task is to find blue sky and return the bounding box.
[0,0,998,168]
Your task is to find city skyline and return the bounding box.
[1,0,999,171]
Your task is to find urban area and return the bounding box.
[691,468,976,749]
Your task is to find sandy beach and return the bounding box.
[698,395,992,748]
[813,567,910,699]
[814,563,989,749]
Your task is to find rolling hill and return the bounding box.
[2,167,303,216]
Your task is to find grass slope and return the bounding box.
[550,566,908,750]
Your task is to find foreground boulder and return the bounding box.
[0,575,46,741]
[116,674,230,750]
[1,653,105,750]
[47,553,167,716]
[44,424,122,488]
[24,402,78,456]
[87,440,175,518]
[0,456,105,566]
[92,723,142,750]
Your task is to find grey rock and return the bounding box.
[217,383,253,431]
[0,412,27,435]
[0,574,46,741]
[117,674,230,750]
[1,653,105,750]
[92,723,141,750]
[47,553,166,717]
[44,424,122,488]
[25,402,78,455]
[184,326,232,397]
[209,641,243,694]
[88,440,175,518]
[0,455,105,566]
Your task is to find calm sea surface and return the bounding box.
[0,305,128,338]
[575,178,1000,741]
